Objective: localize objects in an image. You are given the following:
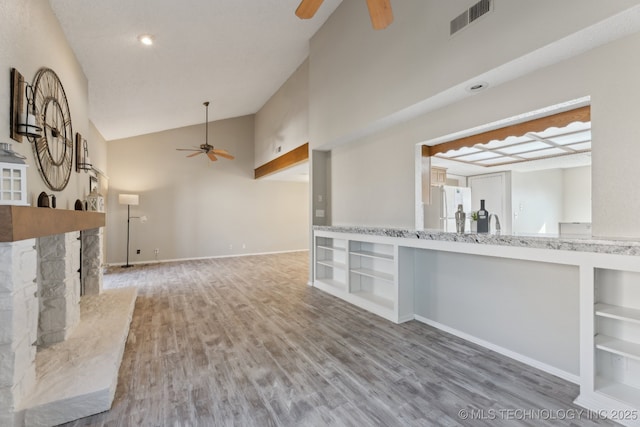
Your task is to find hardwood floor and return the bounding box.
[62,251,617,427]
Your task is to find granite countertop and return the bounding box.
[313,225,640,256]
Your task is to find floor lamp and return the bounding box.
[119,194,139,268]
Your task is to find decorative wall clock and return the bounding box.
[31,68,73,191]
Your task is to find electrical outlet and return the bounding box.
[136,249,141,254]
[242,243,246,249]
[229,244,233,250]
[154,248,159,255]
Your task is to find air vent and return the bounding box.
[469,0,491,23]
[450,0,493,36]
[450,11,469,36]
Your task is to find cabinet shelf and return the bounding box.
[351,291,394,310]
[596,303,640,325]
[349,249,393,261]
[596,376,640,408]
[318,244,345,252]
[350,268,394,283]
[595,335,640,362]
[316,279,345,289]
[317,260,346,270]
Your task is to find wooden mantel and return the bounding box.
[0,205,105,242]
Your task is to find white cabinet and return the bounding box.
[313,231,413,323]
[593,269,640,408]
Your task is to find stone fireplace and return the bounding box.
[0,206,135,427]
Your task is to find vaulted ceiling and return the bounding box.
[48,0,343,141]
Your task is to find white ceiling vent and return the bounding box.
[450,0,493,36]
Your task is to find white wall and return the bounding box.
[308,0,640,238]
[0,0,100,208]
[511,169,564,235]
[563,166,591,222]
[106,115,308,264]
[413,249,580,376]
[309,0,639,148]
[332,133,415,227]
[254,60,309,168]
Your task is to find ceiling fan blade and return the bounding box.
[366,0,393,30]
[207,152,218,162]
[176,148,200,151]
[187,151,204,158]
[211,149,235,160]
[295,0,324,19]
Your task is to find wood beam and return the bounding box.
[0,206,105,242]
[423,106,590,157]
[254,143,309,179]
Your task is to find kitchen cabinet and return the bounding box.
[431,166,447,186]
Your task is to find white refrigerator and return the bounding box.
[424,185,472,232]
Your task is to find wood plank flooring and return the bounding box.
[61,252,618,426]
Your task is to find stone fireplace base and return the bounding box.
[0,207,135,426]
[21,287,137,426]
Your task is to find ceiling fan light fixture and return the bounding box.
[138,34,154,46]
[175,101,235,162]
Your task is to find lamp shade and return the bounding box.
[118,194,139,205]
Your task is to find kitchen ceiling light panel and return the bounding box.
[456,151,501,161]
[518,147,567,158]
[566,142,591,151]
[549,132,591,145]
[498,141,551,155]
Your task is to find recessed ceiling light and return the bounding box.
[138,34,154,46]
[466,81,489,93]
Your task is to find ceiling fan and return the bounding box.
[176,102,235,162]
[295,0,393,30]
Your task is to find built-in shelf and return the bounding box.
[315,236,347,292]
[317,279,344,289]
[314,231,410,323]
[595,335,640,362]
[596,303,640,325]
[589,268,640,422]
[350,267,394,283]
[316,260,346,270]
[317,244,345,252]
[349,249,393,260]
[596,377,640,408]
[351,290,394,310]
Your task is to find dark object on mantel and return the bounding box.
[37,192,50,208]
[74,199,85,211]
[37,192,56,208]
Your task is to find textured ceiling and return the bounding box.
[48,0,343,141]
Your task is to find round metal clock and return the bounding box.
[32,68,73,191]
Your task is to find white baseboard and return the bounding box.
[413,315,579,384]
[107,249,309,267]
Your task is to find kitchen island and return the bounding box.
[313,225,640,426]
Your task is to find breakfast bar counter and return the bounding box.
[312,225,640,426]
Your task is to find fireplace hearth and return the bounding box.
[0,206,136,426]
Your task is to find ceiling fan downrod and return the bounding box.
[204,101,209,147]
